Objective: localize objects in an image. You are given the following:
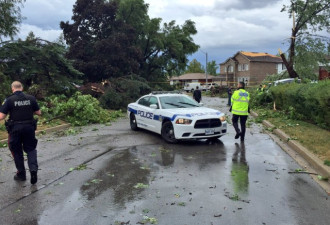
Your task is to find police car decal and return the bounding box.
[128,107,221,122]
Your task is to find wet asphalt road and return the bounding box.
[0,97,329,225]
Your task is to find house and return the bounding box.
[220,51,284,86]
[318,59,330,80]
[170,73,216,86]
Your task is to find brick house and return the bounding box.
[220,51,285,86]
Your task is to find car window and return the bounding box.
[148,97,159,108]
[138,97,149,106]
[159,95,200,109]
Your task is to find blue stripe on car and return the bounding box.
[128,107,137,114]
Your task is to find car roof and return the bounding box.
[146,91,186,97]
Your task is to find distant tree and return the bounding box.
[185,59,204,73]
[0,32,83,96]
[295,37,329,80]
[140,19,199,81]
[60,0,141,82]
[281,0,330,78]
[61,0,199,83]
[0,70,12,102]
[0,0,25,41]
[207,60,219,75]
[116,0,199,80]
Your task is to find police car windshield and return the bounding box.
[160,95,200,109]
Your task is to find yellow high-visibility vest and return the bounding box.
[231,89,250,115]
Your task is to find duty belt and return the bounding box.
[12,120,35,124]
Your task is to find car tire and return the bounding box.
[161,121,177,143]
[130,113,139,131]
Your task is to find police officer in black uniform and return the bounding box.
[193,86,202,103]
[0,81,41,184]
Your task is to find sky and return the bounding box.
[17,0,293,67]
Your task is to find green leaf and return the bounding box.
[134,183,149,189]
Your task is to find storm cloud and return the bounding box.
[17,0,292,65]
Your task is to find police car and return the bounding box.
[127,92,227,143]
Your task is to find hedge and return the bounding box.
[269,80,330,129]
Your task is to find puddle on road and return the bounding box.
[38,141,231,223]
[78,140,228,206]
[80,149,151,206]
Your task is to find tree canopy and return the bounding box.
[61,0,199,83]
[0,32,83,97]
[185,59,204,73]
[0,0,25,41]
[281,0,330,78]
[207,60,219,75]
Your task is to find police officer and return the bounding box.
[193,86,202,103]
[0,81,41,184]
[231,81,250,142]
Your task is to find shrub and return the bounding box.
[269,80,330,129]
[40,92,120,126]
[249,89,273,108]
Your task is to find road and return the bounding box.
[0,97,329,225]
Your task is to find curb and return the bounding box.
[0,123,71,144]
[252,111,330,178]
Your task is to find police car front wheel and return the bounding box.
[161,121,177,143]
[130,113,138,131]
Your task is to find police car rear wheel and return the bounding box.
[161,121,177,143]
[130,113,138,131]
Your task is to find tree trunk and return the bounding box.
[285,28,299,78]
[280,53,299,78]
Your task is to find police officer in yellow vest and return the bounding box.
[231,82,250,142]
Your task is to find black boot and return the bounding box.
[30,171,38,184]
[14,172,26,181]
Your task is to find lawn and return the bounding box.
[255,109,330,162]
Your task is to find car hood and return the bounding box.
[161,107,223,119]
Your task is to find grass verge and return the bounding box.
[254,108,330,163]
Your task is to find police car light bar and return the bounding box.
[151,91,183,95]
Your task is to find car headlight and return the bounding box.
[220,116,226,122]
[176,118,192,125]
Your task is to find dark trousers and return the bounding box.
[232,114,248,141]
[8,124,38,174]
[228,94,232,105]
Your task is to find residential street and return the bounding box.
[0,97,329,225]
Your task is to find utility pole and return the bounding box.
[206,52,208,85]
[201,50,208,85]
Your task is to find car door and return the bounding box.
[145,96,162,133]
[136,96,150,128]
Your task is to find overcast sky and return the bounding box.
[18,0,292,66]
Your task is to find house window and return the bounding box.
[238,77,249,86]
[238,64,249,71]
[244,64,249,71]
[228,65,233,72]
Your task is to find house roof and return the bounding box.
[220,51,283,64]
[240,51,283,63]
[171,73,215,81]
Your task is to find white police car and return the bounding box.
[127,92,227,143]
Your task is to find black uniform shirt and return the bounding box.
[0,91,40,121]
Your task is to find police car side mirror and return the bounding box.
[150,104,158,109]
